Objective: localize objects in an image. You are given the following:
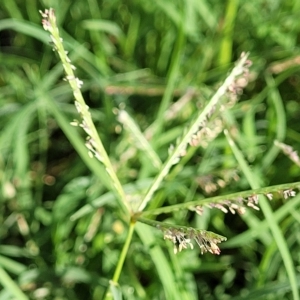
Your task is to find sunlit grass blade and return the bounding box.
[0,255,26,275]
[0,266,29,300]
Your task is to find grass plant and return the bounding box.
[1,1,300,300]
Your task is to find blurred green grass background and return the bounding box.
[1,0,300,299]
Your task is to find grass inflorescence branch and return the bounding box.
[137,217,227,255]
[40,8,130,215]
[140,181,300,217]
[275,140,300,167]
[137,53,252,212]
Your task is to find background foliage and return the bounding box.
[1,0,300,299]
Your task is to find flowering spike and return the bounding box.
[274,141,300,167]
[138,218,226,255]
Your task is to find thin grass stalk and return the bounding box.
[112,221,135,283]
[104,220,135,300]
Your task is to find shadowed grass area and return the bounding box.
[1,1,300,299]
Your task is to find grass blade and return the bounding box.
[0,267,29,300]
[224,129,300,300]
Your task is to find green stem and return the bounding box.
[103,221,135,299]
[112,220,135,283]
[218,0,239,66]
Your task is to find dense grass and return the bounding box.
[1,1,300,299]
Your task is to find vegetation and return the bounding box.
[1,1,300,299]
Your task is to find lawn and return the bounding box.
[1,1,300,299]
